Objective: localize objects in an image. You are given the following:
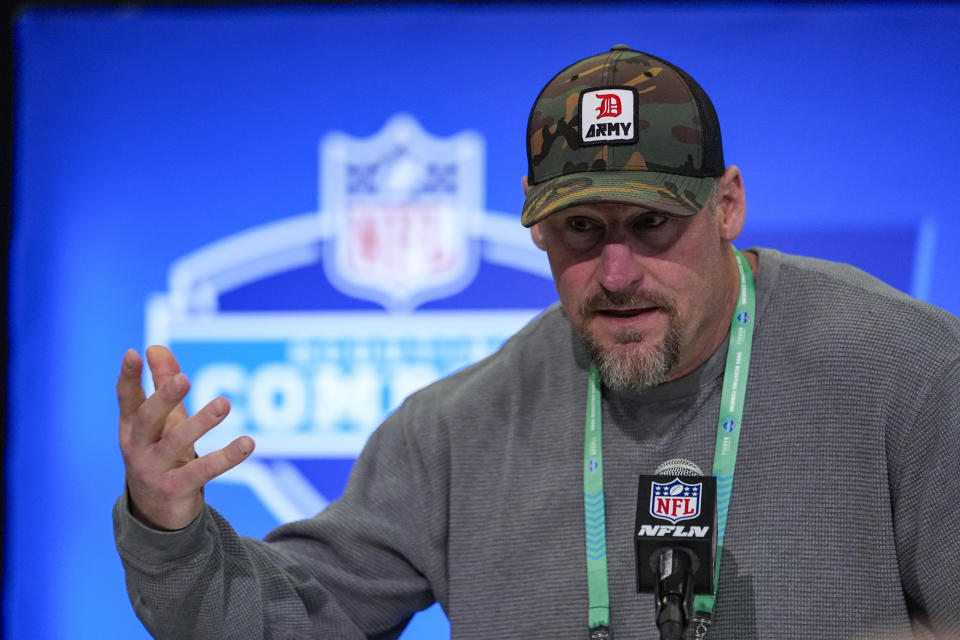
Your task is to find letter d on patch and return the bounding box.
[580,88,637,145]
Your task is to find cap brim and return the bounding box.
[521,171,717,228]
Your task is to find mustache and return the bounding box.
[578,290,678,318]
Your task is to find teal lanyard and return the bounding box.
[583,250,757,633]
[584,363,609,630]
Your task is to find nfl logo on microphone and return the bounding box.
[650,478,702,524]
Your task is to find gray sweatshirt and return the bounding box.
[114,249,960,639]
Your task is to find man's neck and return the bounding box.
[666,248,756,382]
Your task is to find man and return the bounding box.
[115,47,960,639]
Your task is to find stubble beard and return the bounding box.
[576,291,683,392]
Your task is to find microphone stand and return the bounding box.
[655,549,695,640]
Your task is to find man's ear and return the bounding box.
[716,166,747,242]
[530,223,546,251]
[521,175,531,197]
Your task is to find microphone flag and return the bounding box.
[635,473,717,594]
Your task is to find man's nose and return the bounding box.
[597,241,643,293]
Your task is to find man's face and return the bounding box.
[531,192,742,390]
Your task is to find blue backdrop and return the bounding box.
[9,4,960,639]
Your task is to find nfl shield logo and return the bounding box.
[650,477,702,524]
[321,114,483,311]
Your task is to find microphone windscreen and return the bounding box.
[654,458,703,477]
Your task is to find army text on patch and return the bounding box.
[579,88,638,146]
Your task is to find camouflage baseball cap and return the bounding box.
[521,45,724,227]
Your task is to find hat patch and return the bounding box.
[580,88,637,146]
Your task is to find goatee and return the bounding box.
[576,290,682,392]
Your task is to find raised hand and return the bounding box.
[117,345,254,530]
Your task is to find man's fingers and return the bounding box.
[146,345,190,423]
[118,349,146,415]
[181,436,255,487]
[130,373,191,447]
[146,345,181,386]
[154,396,230,460]
[118,350,147,439]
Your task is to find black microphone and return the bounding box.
[635,458,717,640]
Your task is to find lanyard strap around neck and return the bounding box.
[584,364,610,631]
[583,249,757,633]
[693,249,756,615]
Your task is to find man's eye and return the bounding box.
[567,218,597,233]
[635,214,668,230]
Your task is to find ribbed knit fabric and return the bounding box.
[114,249,960,639]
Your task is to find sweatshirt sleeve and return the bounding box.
[113,400,449,640]
[889,357,960,637]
